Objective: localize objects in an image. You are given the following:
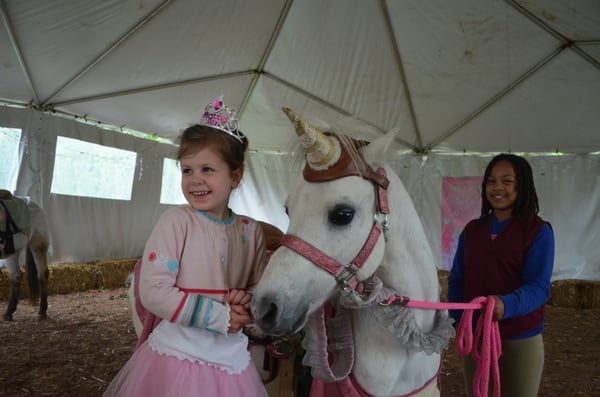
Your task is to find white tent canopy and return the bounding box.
[1,0,599,281]
[2,0,599,153]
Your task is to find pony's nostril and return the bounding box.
[254,295,280,331]
[262,302,279,326]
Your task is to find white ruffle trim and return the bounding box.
[148,320,250,374]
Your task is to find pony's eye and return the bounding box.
[328,205,355,226]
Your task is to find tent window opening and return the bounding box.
[51,136,137,200]
[0,127,22,191]
[160,158,186,205]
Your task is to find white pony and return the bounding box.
[251,109,455,397]
[0,190,50,320]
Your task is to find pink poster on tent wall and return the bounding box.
[441,176,482,270]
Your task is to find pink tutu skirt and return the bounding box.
[103,341,268,397]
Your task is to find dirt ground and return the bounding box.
[0,288,598,397]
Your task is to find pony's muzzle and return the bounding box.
[251,293,308,337]
[252,295,278,328]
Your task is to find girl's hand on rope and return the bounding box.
[228,303,252,333]
[226,289,253,333]
[226,288,252,310]
[490,295,505,321]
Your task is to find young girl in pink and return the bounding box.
[103,97,269,397]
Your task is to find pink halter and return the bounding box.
[280,167,389,295]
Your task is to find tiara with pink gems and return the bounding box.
[200,96,247,144]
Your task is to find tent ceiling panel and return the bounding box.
[0,21,30,102]
[266,0,412,133]
[584,44,600,63]
[46,0,286,105]
[443,51,600,153]
[518,0,600,40]
[4,0,166,103]
[389,0,567,150]
[57,75,255,141]
[1,0,599,154]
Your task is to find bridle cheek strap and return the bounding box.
[376,167,390,215]
[280,223,383,293]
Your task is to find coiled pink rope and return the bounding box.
[398,296,501,397]
[453,296,501,397]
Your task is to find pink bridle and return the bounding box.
[279,167,390,295]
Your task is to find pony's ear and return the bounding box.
[361,130,397,167]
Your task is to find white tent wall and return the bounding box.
[3,106,598,281]
[223,150,600,282]
[1,104,298,264]
[389,154,600,282]
[1,105,176,262]
[1,1,599,282]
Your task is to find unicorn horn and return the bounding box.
[282,107,341,170]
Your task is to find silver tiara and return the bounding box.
[200,96,246,144]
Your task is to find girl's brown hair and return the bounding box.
[176,124,248,172]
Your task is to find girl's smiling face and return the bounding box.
[180,146,242,220]
[485,159,518,221]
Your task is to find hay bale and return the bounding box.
[0,258,139,301]
[2,263,101,297]
[94,259,137,289]
[48,264,99,294]
[439,270,600,309]
[438,270,449,302]
[548,279,600,309]
[0,267,37,299]
[3,260,599,310]
[0,268,14,300]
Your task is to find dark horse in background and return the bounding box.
[0,190,50,320]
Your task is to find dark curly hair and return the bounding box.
[480,153,539,220]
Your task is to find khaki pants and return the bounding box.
[462,334,544,397]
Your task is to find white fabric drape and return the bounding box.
[2,107,598,281]
[390,154,600,281]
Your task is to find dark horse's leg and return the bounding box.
[3,256,22,321]
[26,247,48,320]
[38,267,49,320]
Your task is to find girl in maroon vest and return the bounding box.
[448,154,555,397]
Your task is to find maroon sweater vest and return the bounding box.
[462,215,545,338]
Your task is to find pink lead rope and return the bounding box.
[454,296,501,397]
[381,295,502,397]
